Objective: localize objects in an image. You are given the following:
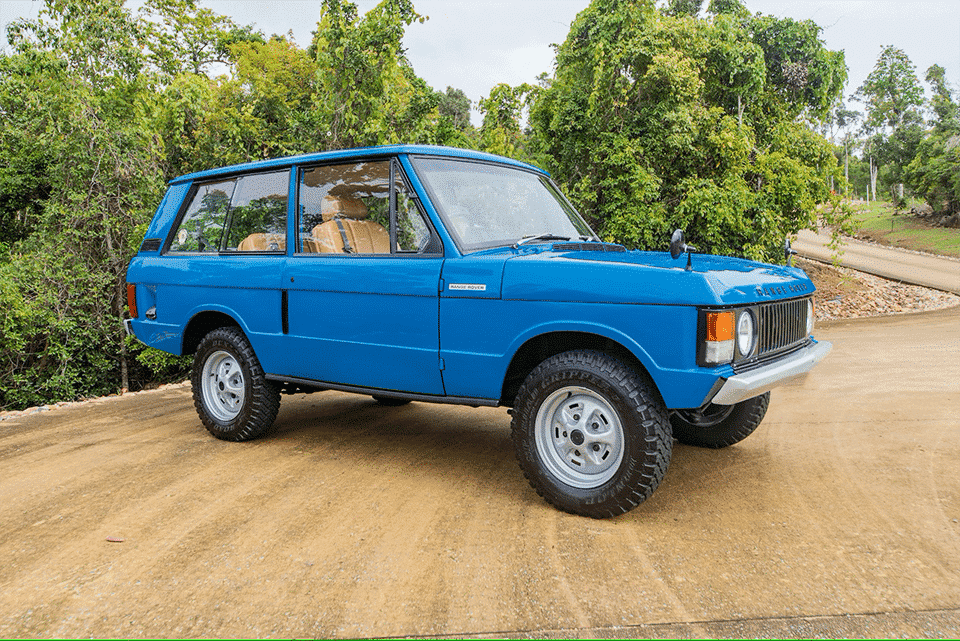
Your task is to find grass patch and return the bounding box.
[849,199,960,258]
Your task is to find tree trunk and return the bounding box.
[843,139,849,194]
[120,332,129,393]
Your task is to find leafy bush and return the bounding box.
[529,0,848,262]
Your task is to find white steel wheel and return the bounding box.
[191,327,280,442]
[534,386,625,489]
[511,349,672,518]
[200,350,246,421]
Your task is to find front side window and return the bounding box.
[298,160,435,255]
[169,171,289,253]
[411,157,594,252]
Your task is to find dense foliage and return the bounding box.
[0,0,461,409]
[905,65,960,217]
[527,0,847,260]
[2,0,948,410]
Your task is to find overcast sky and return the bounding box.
[2,0,959,124]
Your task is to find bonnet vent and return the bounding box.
[552,242,626,253]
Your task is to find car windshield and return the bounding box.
[412,157,595,252]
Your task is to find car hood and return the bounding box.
[500,244,814,306]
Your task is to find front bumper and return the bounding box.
[707,340,833,405]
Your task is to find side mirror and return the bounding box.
[784,237,798,266]
[670,228,697,270]
[670,229,685,259]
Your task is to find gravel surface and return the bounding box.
[802,257,960,322]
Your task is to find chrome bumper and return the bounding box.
[708,340,833,405]
[123,318,135,337]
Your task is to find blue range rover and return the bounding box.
[125,145,831,518]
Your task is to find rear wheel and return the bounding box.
[511,350,672,518]
[192,327,280,442]
[670,392,770,449]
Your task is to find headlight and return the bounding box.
[807,299,815,336]
[736,310,755,356]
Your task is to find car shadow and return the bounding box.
[260,390,777,517]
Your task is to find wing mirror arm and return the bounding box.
[784,237,798,267]
[669,229,697,271]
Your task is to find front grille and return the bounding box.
[757,298,809,356]
[732,297,811,374]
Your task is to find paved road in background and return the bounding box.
[793,228,960,294]
[2,307,959,638]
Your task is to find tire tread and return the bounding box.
[191,327,280,442]
[511,350,671,518]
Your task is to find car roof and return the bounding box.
[169,145,548,185]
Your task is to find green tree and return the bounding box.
[852,46,925,204]
[925,64,960,128]
[138,0,264,78]
[0,50,61,246]
[438,86,471,131]
[158,35,319,178]
[7,0,143,86]
[529,0,846,261]
[905,64,960,217]
[309,0,439,149]
[478,83,535,160]
[1,0,166,408]
[431,86,476,148]
[664,0,704,17]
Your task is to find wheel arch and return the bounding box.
[182,310,243,355]
[500,329,659,408]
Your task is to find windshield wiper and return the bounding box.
[514,234,571,248]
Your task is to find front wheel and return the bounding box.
[192,327,280,442]
[511,350,672,518]
[670,392,770,449]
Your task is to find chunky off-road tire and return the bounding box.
[371,395,411,407]
[191,327,281,442]
[511,350,672,519]
[669,392,770,449]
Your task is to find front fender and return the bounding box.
[439,298,721,408]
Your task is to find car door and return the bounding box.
[279,158,445,395]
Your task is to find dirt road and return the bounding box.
[793,228,960,294]
[2,307,959,638]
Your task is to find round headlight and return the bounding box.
[807,299,815,336]
[736,310,755,356]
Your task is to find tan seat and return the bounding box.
[237,232,285,252]
[309,195,390,254]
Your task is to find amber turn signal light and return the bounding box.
[705,311,734,341]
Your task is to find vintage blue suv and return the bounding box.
[125,145,831,517]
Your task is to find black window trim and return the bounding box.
[164,168,294,256]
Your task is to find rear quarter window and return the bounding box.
[169,171,289,253]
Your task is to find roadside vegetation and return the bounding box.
[0,0,956,410]
[844,200,960,258]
